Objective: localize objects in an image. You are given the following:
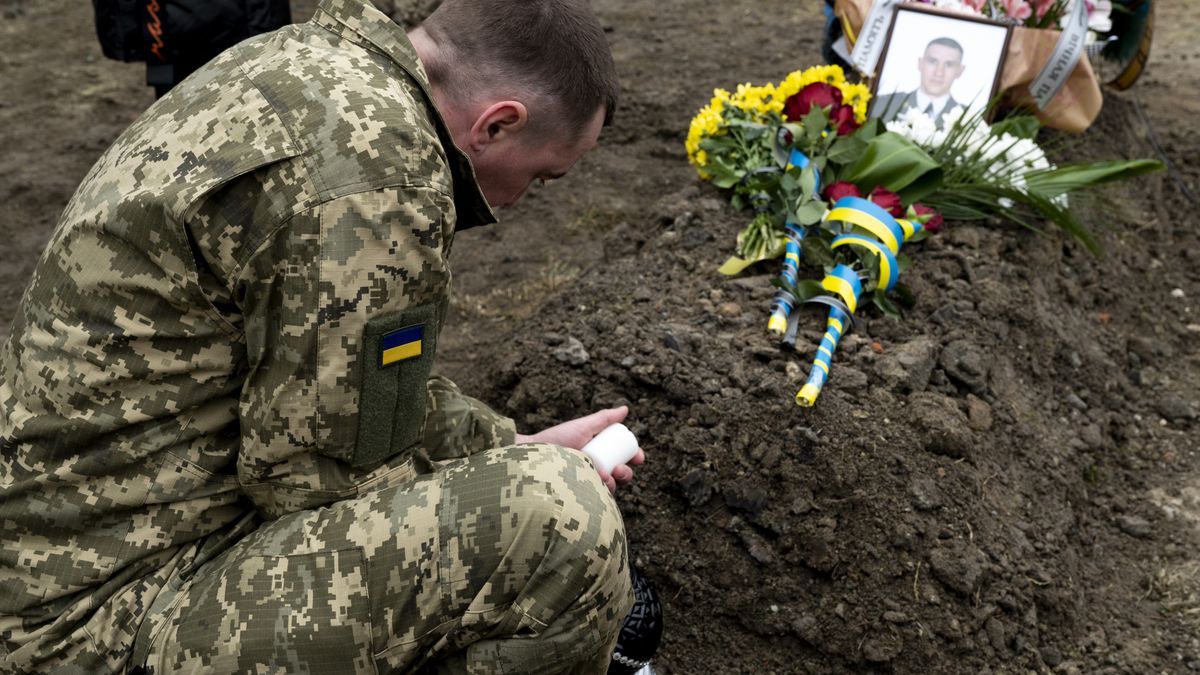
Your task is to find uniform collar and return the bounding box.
[313,0,496,230]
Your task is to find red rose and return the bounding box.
[869,187,904,217]
[830,104,860,136]
[824,181,862,203]
[783,82,843,121]
[913,203,944,233]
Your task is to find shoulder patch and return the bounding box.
[381,324,424,365]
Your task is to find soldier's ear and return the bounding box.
[468,101,529,152]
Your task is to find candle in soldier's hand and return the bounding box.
[581,423,639,474]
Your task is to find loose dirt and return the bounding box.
[2,0,1198,672]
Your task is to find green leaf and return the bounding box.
[799,166,818,199]
[990,115,1041,140]
[713,174,739,189]
[1024,159,1165,198]
[803,108,828,144]
[826,135,867,165]
[795,200,827,225]
[873,289,901,318]
[853,118,884,141]
[790,279,827,301]
[924,184,1102,255]
[779,172,799,194]
[842,131,943,199]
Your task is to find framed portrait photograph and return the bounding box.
[869,5,1012,129]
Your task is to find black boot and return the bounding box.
[608,562,663,675]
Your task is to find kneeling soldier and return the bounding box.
[0,0,642,672]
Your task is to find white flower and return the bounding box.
[932,0,982,15]
[941,105,969,127]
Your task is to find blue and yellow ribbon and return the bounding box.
[787,149,822,195]
[796,264,858,407]
[794,200,923,407]
[766,151,820,336]
[768,223,806,335]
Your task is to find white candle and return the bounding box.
[581,423,639,474]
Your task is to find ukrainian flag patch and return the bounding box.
[381,324,424,366]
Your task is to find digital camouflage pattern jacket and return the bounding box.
[0,0,515,669]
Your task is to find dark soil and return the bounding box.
[3,0,1199,673]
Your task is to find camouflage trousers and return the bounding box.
[129,444,632,674]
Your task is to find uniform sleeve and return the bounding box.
[233,184,514,518]
[423,375,516,463]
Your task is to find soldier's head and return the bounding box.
[916,37,965,99]
[410,0,619,208]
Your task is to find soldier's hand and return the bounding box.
[514,406,645,494]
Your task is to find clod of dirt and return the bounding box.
[738,530,775,565]
[676,468,715,507]
[965,394,993,431]
[1040,645,1064,667]
[551,336,589,366]
[724,482,768,517]
[861,633,903,663]
[796,532,839,573]
[909,477,943,511]
[1115,514,1152,539]
[834,366,869,394]
[907,392,974,459]
[874,336,938,393]
[1154,395,1197,422]
[939,339,990,395]
[791,614,821,645]
[928,543,989,596]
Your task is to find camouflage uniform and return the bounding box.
[0,1,631,672]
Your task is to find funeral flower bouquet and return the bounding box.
[687,65,946,406]
[686,64,1160,407]
[915,0,1112,36]
[886,104,1161,254]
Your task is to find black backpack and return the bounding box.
[91,0,291,96]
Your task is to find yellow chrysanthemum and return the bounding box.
[806,64,846,87]
[730,82,780,120]
[838,82,872,123]
[686,88,734,171]
[709,88,731,115]
[775,64,852,106]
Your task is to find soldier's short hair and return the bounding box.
[925,37,964,60]
[419,0,619,134]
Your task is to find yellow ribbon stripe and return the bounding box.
[896,218,917,241]
[768,314,788,335]
[797,383,821,406]
[831,237,894,291]
[825,207,900,253]
[821,274,859,314]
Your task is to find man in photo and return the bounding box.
[873,36,967,128]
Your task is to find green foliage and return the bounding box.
[842,131,944,201]
[1024,159,1163,198]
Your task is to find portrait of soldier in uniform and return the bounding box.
[869,6,1011,129]
[872,37,967,127]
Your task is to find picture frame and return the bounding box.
[868,4,1013,128]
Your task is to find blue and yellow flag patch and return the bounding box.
[381,324,424,366]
